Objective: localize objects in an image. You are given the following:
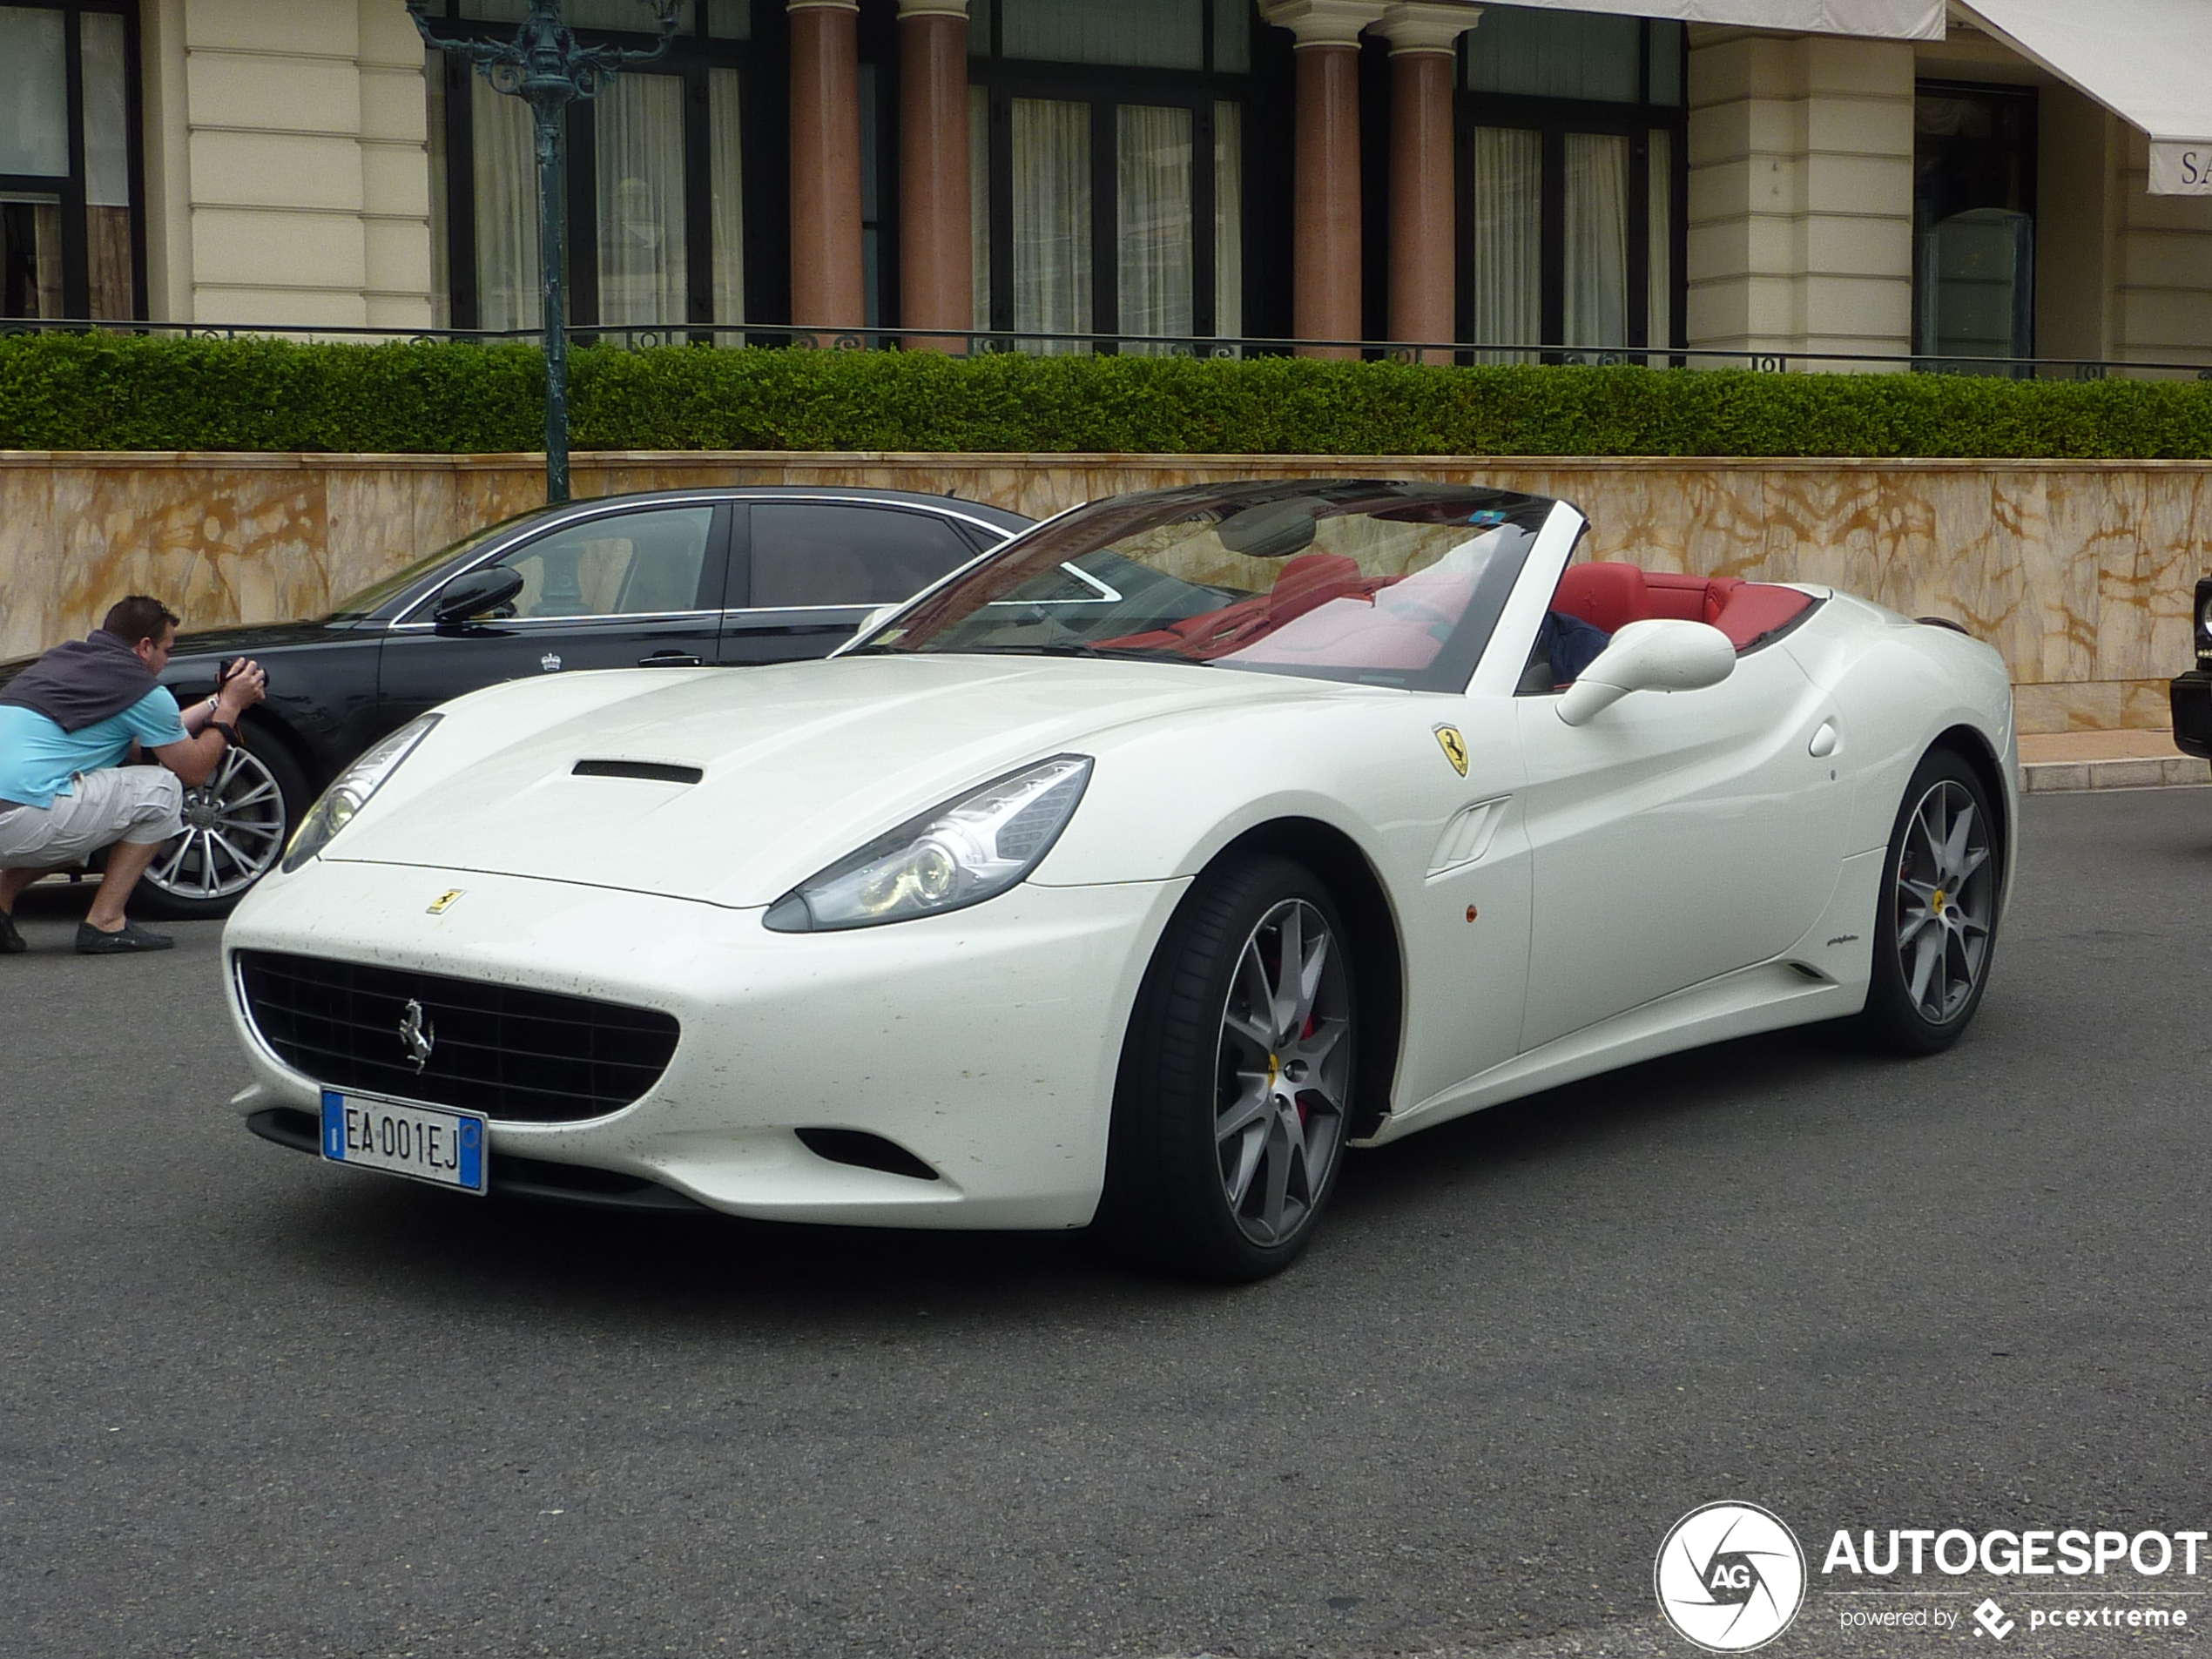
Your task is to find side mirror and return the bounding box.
[431,565,526,625]
[1557,618,1736,726]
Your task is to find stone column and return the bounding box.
[1261,0,1386,357]
[898,0,970,350]
[1378,3,1480,360]
[1685,30,1914,368]
[789,0,867,333]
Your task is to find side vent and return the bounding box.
[1426,796,1509,878]
[572,759,704,785]
[795,1128,941,1182]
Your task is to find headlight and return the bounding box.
[280,714,442,873]
[2199,587,2212,637]
[765,755,1094,932]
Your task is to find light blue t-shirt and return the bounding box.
[0,688,192,809]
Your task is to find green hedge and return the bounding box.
[3,331,2209,457]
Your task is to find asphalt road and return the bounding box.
[5,786,2212,1659]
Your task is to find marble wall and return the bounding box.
[2,450,2205,732]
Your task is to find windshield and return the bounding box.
[865,482,1551,693]
[321,508,548,621]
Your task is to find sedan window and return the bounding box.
[747,503,981,608]
[494,506,716,618]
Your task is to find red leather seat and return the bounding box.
[1266,552,1370,623]
[1553,562,1649,635]
[1554,561,1814,652]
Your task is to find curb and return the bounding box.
[2020,756,2212,793]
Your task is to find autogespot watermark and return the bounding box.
[1656,1512,2206,1648]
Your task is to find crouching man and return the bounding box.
[0,596,266,954]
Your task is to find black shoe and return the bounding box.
[0,911,22,954]
[76,920,174,954]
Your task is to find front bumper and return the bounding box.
[224,860,1189,1229]
[2173,670,2212,759]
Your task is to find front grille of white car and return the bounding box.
[233,949,680,1123]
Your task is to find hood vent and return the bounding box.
[571,759,703,785]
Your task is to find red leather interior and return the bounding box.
[1266,552,1371,622]
[1553,561,1814,652]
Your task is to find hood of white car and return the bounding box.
[330,654,1346,906]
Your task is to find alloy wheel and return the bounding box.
[1212,897,1353,1246]
[1891,777,1995,1024]
[145,744,290,902]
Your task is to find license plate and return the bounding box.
[320,1089,488,1195]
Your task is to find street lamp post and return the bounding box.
[405,1,683,504]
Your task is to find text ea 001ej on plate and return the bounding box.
[320,1089,488,1195]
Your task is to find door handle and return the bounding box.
[639,651,703,668]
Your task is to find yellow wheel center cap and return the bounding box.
[1266,1054,1282,1091]
[1932,888,1948,914]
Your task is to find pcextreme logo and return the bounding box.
[1655,1503,1808,1652]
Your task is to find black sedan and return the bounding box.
[2174,572,2212,764]
[0,487,1031,918]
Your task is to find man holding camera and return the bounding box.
[0,596,266,954]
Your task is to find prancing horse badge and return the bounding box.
[427,889,464,914]
[1434,725,1469,777]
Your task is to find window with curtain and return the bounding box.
[471,74,540,331]
[433,6,752,334]
[0,3,140,322]
[1118,105,1192,349]
[970,0,1247,351]
[596,71,687,328]
[1012,98,1091,349]
[709,68,743,327]
[1467,127,1540,360]
[1561,132,1628,350]
[1459,13,1683,357]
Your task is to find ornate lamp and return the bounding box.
[406,2,684,503]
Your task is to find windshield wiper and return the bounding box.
[928,643,1210,665]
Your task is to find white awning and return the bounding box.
[1955,0,2212,193]
[1486,0,1945,40]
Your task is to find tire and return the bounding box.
[1858,746,2001,1055]
[132,725,314,921]
[1096,855,1358,1282]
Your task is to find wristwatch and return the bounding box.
[209,719,239,745]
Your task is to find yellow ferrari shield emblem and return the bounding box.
[426,889,465,914]
[1434,725,1469,777]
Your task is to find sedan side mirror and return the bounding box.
[431,566,526,625]
[1557,618,1736,726]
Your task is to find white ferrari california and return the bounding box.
[225,481,2015,1279]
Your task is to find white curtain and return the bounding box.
[80,10,132,320]
[1012,98,1090,351]
[473,76,539,332]
[1117,105,1191,352]
[596,71,687,329]
[1215,100,1242,343]
[1647,128,1671,352]
[1467,127,1540,361]
[709,67,744,329]
[970,86,992,330]
[1563,132,1629,349]
[0,7,65,177]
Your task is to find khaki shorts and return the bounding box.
[0,768,185,869]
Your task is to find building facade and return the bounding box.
[3,0,2209,370]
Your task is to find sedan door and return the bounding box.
[1514,640,1850,1051]
[718,500,995,665]
[378,502,729,725]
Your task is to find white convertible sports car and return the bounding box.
[225,481,2015,1279]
